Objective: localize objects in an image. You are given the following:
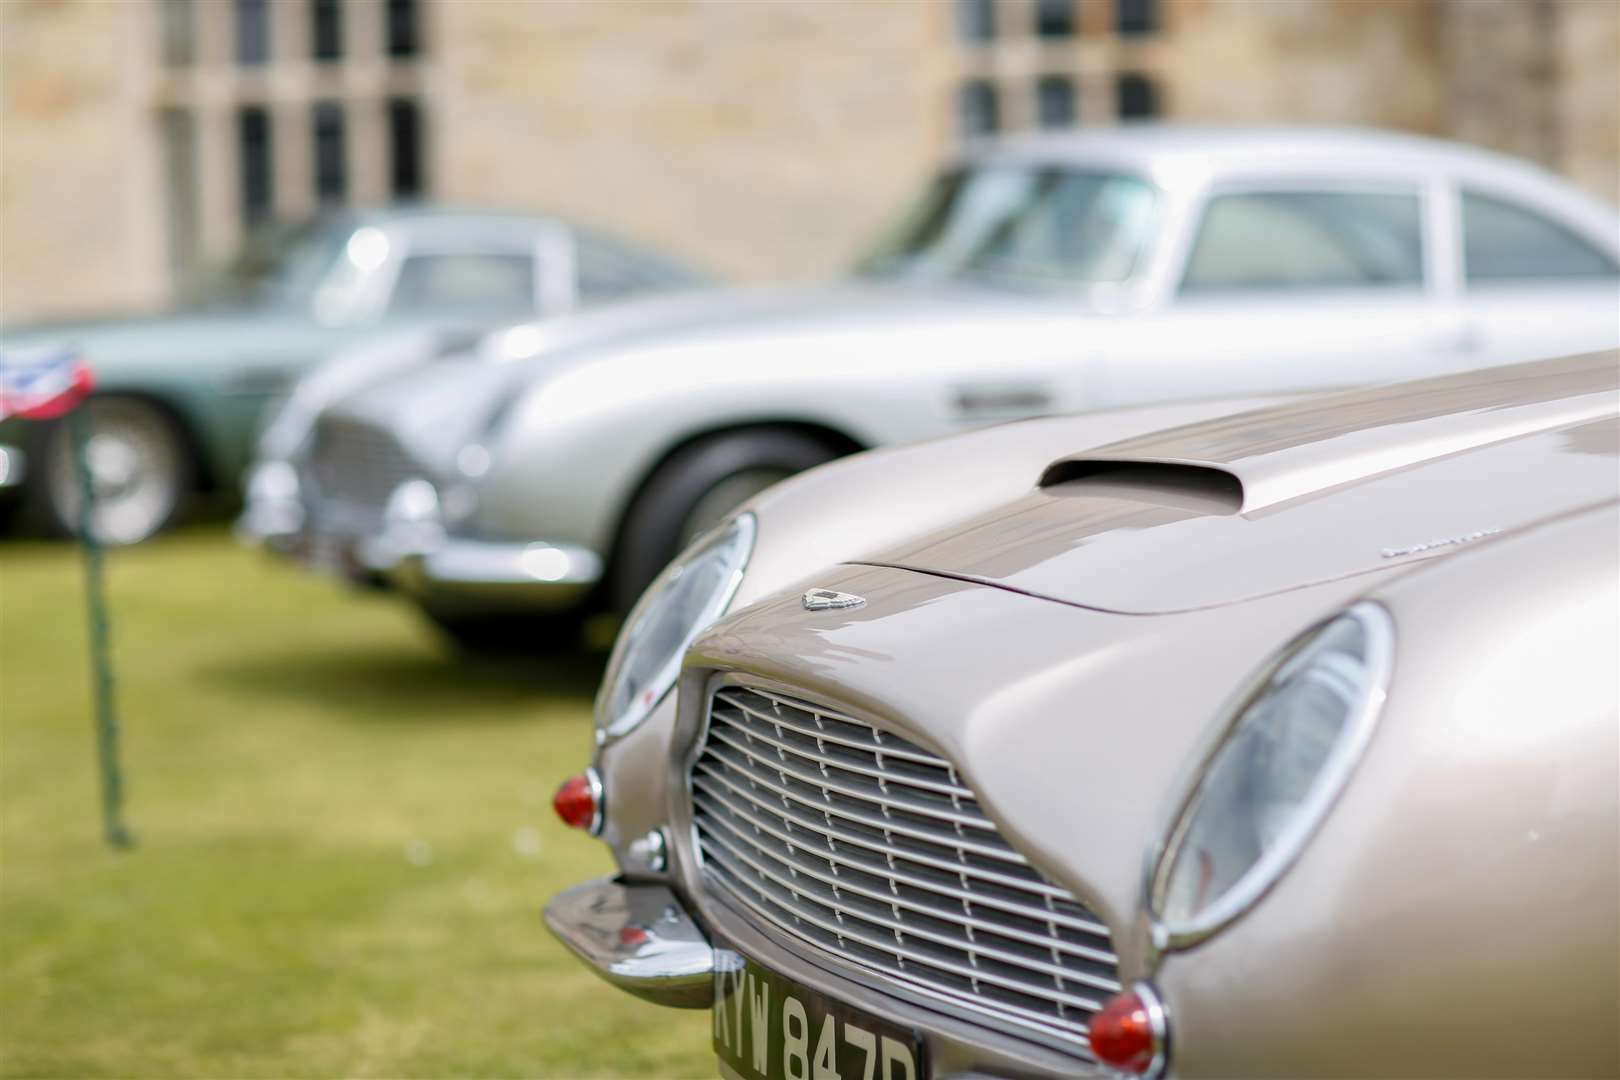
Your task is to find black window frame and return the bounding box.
[1035,75,1077,129]
[312,101,348,207]
[311,0,343,62]
[237,105,274,228]
[1035,0,1076,39]
[234,0,270,65]
[958,79,1000,139]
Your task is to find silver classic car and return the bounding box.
[241,128,1619,646]
[546,351,1618,1078]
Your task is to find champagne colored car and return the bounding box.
[546,351,1618,1078]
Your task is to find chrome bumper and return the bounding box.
[0,443,26,489]
[543,876,716,1009]
[386,536,602,609]
[239,460,603,609]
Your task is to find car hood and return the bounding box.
[860,352,1620,614]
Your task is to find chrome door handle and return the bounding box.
[954,385,1053,415]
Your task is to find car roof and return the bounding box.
[966,124,1581,188]
[342,203,565,231]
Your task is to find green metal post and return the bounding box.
[68,406,134,849]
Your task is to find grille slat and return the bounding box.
[309,417,418,528]
[706,727,996,832]
[718,694,956,768]
[703,846,1112,1015]
[696,797,1118,975]
[709,705,977,800]
[691,769,1085,908]
[692,757,1022,868]
[690,782,1110,943]
[691,684,1120,1057]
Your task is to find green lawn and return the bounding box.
[0,528,712,1078]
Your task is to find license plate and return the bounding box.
[713,952,925,1080]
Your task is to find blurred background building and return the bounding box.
[2,0,1616,321]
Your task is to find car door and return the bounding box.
[1447,187,1620,369]
[1100,180,1447,406]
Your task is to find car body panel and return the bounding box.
[1160,502,1618,1078]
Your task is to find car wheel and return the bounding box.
[418,604,585,656]
[611,428,841,610]
[34,396,192,545]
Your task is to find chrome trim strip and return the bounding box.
[1136,981,1170,1079]
[584,765,605,837]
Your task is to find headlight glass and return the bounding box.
[1151,602,1392,945]
[595,513,755,741]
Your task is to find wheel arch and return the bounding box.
[601,416,868,596]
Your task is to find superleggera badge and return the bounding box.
[1380,527,1501,559]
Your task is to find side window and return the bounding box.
[575,236,685,306]
[1461,191,1619,283]
[1181,190,1424,295]
[387,252,535,313]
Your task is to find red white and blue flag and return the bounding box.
[0,346,94,422]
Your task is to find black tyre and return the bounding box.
[418,604,585,656]
[30,395,193,544]
[611,428,840,610]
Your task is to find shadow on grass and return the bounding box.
[196,642,607,720]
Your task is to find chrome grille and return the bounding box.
[308,417,418,528]
[690,683,1120,1056]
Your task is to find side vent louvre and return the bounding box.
[1038,460,1245,513]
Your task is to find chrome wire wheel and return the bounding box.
[44,397,188,545]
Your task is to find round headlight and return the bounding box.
[1150,602,1392,947]
[595,514,755,742]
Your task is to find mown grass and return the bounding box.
[0,527,712,1078]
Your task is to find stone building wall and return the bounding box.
[1,0,1616,322]
[428,0,950,283]
[1,0,166,320]
[1160,0,1449,133]
[1553,0,1620,201]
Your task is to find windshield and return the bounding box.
[253,222,352,307]
[858,166,1159,288]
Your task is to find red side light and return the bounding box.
[1088,986,1165,1075]
[552,770,601,833]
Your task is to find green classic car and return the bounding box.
[0,207,706,543]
